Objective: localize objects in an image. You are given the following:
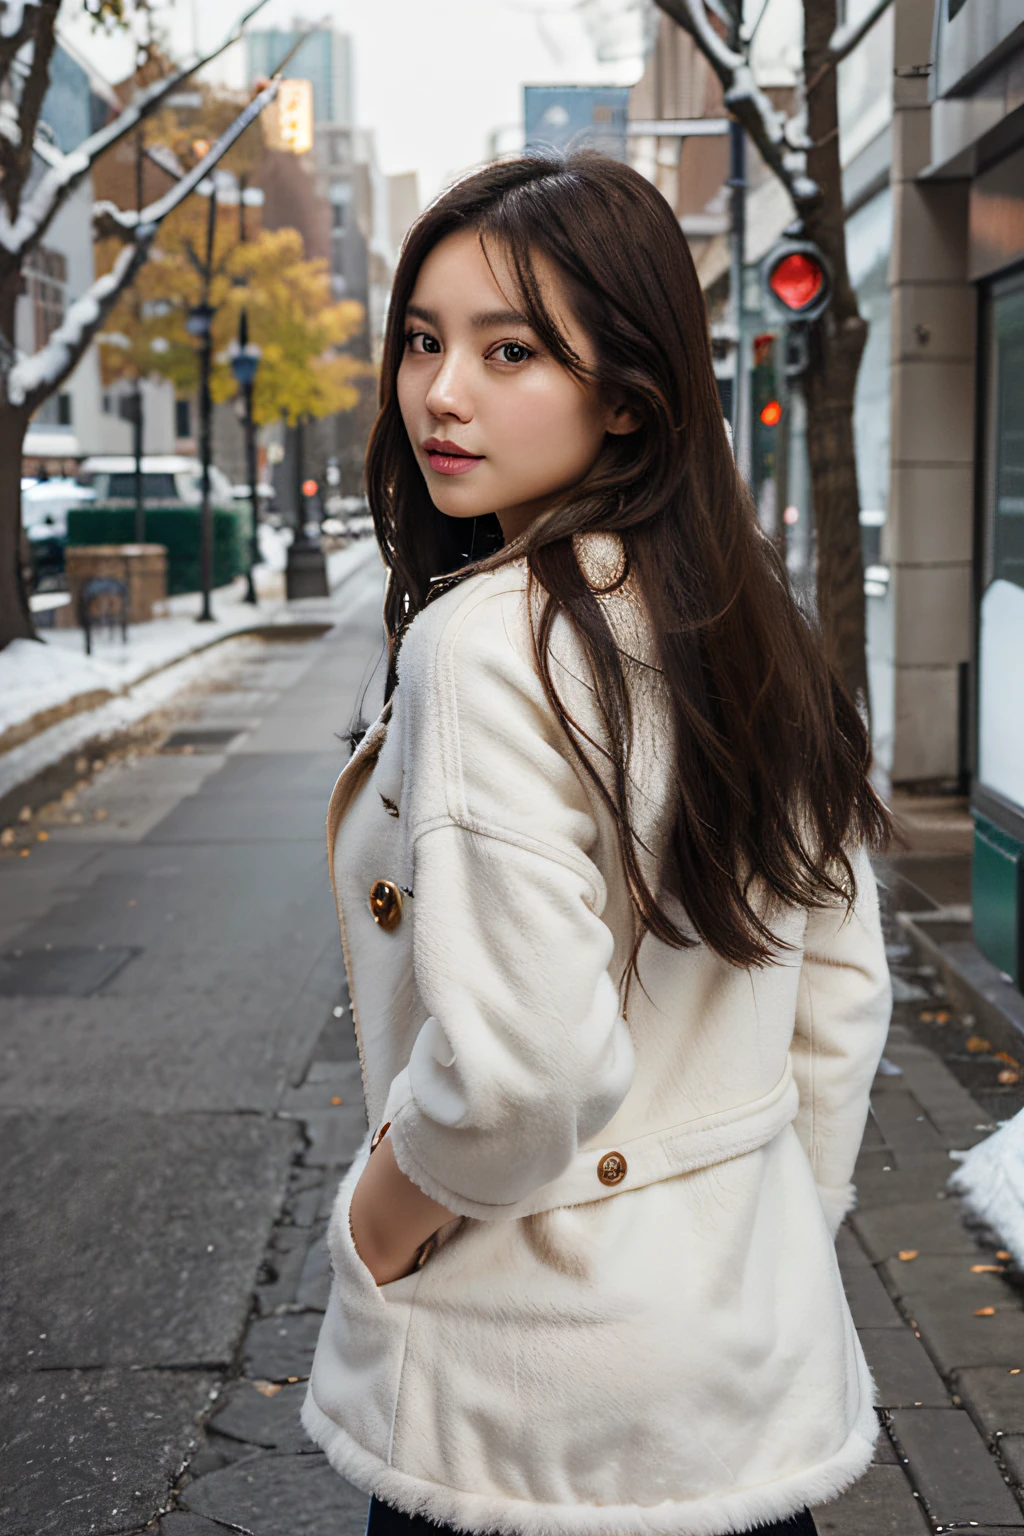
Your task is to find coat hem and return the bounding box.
[300,1389,878,1536]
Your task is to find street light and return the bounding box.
[230,309,262,606]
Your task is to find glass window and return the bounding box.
[978,271,1024,811]
[988,281,1024,591]
[105,472,180,501]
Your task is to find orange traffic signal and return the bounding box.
[760,399,782,427]
[302,479,318,497]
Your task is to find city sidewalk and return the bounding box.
[5,567,1024,1532]
[0,539,381,816]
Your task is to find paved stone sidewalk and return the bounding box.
[812,880,1024,1534]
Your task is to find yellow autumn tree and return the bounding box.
[98,200,366,425]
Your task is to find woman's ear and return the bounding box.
[603,398,642,437]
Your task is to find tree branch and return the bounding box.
[0,0,41,95]
[91,76,278,243]
[7,74,281,414]
[653,0,819,212]
[0,0,272,267]
[2,0,57,220]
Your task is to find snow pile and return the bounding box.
[0,637,116,737]
[949,1114,1024,1267]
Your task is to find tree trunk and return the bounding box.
[800,0,870,709]
[0,405,35,648]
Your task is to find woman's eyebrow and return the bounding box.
[405,303,532,330]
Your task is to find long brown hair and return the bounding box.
[367,151,890,969]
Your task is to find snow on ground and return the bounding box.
[1,538,380,745]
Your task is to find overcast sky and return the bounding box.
[62,0,645,206]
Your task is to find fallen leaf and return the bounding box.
[934,1011,950,1024]
[995,1052,1021,1069]
[286,1376,299,1383]
[74,756,89,775]
[36,830,48,842]
[94,809,108,822]
[999,1070,1021,1085]
[331,1096,343,1106]
[972,1264,1007,1273]
[919,1011,935,1022]
[252,1381,282,1398]
[1010,1368,1021,1376]
[898,1250,919,1262]
[975,1306,996,1316]
[966,1036,994,1054]
[18,806,31,822]
[998,1251,1012,1261]
[19,848,30,858]
[0,828,14,846]
[91,760,104,773]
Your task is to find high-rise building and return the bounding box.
[245,27,353,127]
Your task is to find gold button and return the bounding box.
[597,1151,627,1186]
[369,879,402,930]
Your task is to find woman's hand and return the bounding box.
[348,1132,456,1285]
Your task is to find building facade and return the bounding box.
[628,0,1024,989]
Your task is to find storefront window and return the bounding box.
[978,272,1024,812]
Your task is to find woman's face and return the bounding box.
[397,228,634,542]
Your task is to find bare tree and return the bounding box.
[0,0,281,649]
[654,0,891,709]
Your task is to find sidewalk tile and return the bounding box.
[858,1326,951,1407]
[1000,1437,1024,1488]
[855,1165,953,1205]
[836,1225,871,1270]
[957,1367,1024,1435]
[851,1197,980,1260]
[182,1450,367,1536]
[881,1256,1024,1368]
[889,1407,1024,1526]
[811,1465,930,1533]
[842,1264,906,1328]
[209,1379,315,1453]
[870,1087,950,1156]
[242,1313,323,1384]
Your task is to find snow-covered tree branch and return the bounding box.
[653,0,819,210]
[7,74,281,415]
[0,0,271,268]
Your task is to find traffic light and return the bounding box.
[761,240,832,323]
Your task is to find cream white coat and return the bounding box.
[303,542,892,1536]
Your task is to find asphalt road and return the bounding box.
[0,552,386,1536]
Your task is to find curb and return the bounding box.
[899,908,1024,1054]
[0,542,379,763]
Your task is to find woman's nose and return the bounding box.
[424,351,472,422]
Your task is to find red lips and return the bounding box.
[423,437,483,477]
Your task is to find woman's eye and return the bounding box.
[492,341,532,365]
[405,330,441,354]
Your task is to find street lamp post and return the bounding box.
[185,177,218,623]
[285,413,329,599]
[230,308,261,606]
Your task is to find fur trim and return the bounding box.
[816,1182,857,1237]
[301,1386,878,1536]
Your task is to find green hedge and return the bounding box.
[66,504,252,596]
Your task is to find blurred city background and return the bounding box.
[1,2,1023,1533]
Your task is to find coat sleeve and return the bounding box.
[383,580,635,1218]
[789,843,893,1236]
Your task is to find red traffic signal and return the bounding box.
[760,399,782,427]
[302,479,318,498]
[762,240,831,321]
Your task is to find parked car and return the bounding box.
[79,455,235,507]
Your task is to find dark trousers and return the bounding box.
[366,1494,818,1536]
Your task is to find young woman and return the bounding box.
[303,151,892,1536]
